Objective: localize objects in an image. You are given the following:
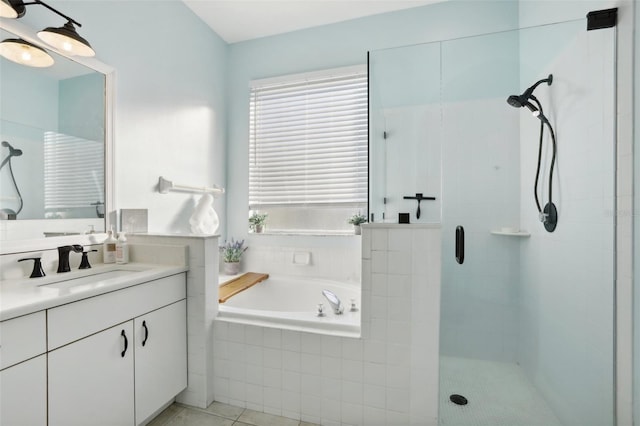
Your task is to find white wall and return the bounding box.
[226,1,519,250]
[519,2,636,425]
[40,1,230,236]
[439,29,521,362]
[369,42,442,224]
[517,17,616,426]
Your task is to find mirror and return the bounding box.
[0,21,113,245]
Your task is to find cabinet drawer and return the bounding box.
[48,273,186,350]
[0,311,46,370]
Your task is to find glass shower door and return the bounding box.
[439,20,616,426]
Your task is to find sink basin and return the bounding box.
[39,270,139,290]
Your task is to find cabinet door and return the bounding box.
[0,355,47,426]
[134,300,187,425]
[49,322,135,426]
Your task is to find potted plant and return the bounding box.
[220,238,247,275]
[348,213,367,235]
[249,212,268,233]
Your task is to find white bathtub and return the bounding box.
[216,274,361,337]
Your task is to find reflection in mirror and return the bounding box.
[0,27,106,241]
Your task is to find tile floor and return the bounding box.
[439,356,562,426]
[148,401,320,426]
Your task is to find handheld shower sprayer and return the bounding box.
[0,140,24,218]
[507,74,552,122]
[1,141,23,157]
[507,74,557,232]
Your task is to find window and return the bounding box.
[249,66,368,234]
[44,131,104,216]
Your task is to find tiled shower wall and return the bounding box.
[212,224,441,425]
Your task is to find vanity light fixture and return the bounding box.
[38,20,95,57]
[0,0,95,57]
[0,0,25,18]
[0,37,53,66]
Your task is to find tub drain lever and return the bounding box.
[317,303,325,317]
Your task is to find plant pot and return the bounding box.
[224,261,241,275]
[354,225,361,235]
[255,224,263,233]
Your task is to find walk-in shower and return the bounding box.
[370,15,616,426]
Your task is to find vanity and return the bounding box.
[0,258,188,426]
[0,9,217,424]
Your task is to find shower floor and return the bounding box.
[439,356,562,426]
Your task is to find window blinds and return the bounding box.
[44,131,104,209]
[249,68,368,209]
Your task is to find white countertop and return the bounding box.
[0,263,188,321]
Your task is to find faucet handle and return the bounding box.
[79,249,98,269]
[18,257,46,278]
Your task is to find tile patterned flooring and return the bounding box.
[148,401,319,426]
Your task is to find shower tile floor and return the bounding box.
[439,356,562,426]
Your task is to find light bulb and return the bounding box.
[21,50,31,61]
[62,41,72,52]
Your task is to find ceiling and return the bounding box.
[182,0,445,44]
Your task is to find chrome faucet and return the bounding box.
[322,289,344,315]
[57,245,84,273]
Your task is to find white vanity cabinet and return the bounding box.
[134,300,187,424]
[49,322,135,426]
[0,311,47,425]
[0,355,47,425]
[45,273,187,426]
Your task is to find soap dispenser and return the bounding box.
[103,226,117,264]
[116,232,129,264]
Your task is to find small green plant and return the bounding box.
[220,238,247,263]
[249,212,268,231]
[348,213,367,226]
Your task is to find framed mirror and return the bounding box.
[0,19,113,249]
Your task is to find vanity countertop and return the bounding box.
[0,263,188,321]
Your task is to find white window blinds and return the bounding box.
[44,131,104,209]
[249,66,368,209]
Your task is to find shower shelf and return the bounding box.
[490,230,531,237]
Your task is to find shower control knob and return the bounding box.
[350,299,358,312]
[317,303,325,317]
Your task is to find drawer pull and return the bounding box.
[142,321,149,347]
[121,330,128,357]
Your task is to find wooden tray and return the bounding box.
[219,272,269,303]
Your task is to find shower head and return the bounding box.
[2,141,22,157]
[507,74,553,111]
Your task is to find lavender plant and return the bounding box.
[221,238,248,263]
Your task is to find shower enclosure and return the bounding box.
[370,18,616,426]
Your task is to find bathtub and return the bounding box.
[216,274,361,337]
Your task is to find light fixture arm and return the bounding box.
[21,0,82,27]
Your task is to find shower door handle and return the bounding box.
[455,226,464,264]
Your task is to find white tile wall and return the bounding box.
[240,241,361,282]
[517,23,617,426]
[127,234,219,409]
[213,224,441,425]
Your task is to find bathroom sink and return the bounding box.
[38,269,139,290]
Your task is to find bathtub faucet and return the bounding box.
[322,289,344,315]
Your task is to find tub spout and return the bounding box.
[322,289,344,315]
